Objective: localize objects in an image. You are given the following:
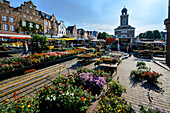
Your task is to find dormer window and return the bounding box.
[1,0,3,4]
[30,6,32,8]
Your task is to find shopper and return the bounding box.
[22,41,28,55]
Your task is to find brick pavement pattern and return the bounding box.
[115,54,170,112]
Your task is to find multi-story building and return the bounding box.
[114,7,135,45]
[86,31,98,40]
[77,28,85,39]
[40,11,58,36]
[57,20,66,37]
[0,0,58,36]
[66,25,77,38]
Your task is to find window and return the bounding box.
[7,10,9,13]
[36,24,39,29]
[2,15,7,21]
[36,18,38,21]
[3,24,8,31]
[123,19,126,25]
[30,6,32,8]
[10,17,14,23]
[1,0,3,4]
[46,21,48,26]
[45,28,47,33]
[50,22,51,27]
[62,31,63,34]
[10,25,14,31]
[30,23,33,28]
[27,10,29,13]
[23,21,26,26]
[48,29,50,33]
[33,12,35,15]
[30,17,32,20]
[121,35,127,38]
[24,15,26,18]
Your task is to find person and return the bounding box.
[71,42,73,48]
[22,41,28,55]
[128,43,132,57]
[126,44,129,54]
[117,44,120,51]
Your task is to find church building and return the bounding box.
[114,7,135,45]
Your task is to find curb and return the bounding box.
[153,60,170,72]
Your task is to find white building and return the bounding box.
[57,21,66,37]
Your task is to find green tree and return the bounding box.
[97,32,102,39]
[144,31,155,39]
[153,30,162,40]
[139,33,144,38]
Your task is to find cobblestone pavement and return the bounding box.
[114,54,170,112]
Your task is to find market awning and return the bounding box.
[0,33,32,39]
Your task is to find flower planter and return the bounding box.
[0,56,77,80]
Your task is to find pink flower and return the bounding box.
[59,91,62,94]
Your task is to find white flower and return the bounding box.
[62,93,65,96]
[60,99,63,102]
[66,91,69,95]
[53,96,56,101]
[70,93,74,96]
[95,94,98,97]
[45,97,50,101]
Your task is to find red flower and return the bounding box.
[38,90,41,93]
[86,89,89,92]
[80,92,82,94]
[60,83,63,85]
[22,100,25,103]
[65,85,68,87]
[76,100,78,102]
[16,105,18,109]
[70,85,72,88]
[50,85,52,88]
[74,93,77,96]
[54,88,56,90]
[14,91,19,100]
[61,77,63,79]
[88,96,90,99]
[81,97,84,100]
[20,96,23,99]
[4,100,8,103]
[68,76,71,79]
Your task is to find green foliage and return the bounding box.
[31,34,48,42]
[137,61,146,67]
[138,30,162,40]
[19,20,22,27]
[32,22,37,33]
[144,31,155,39]
[153,30,162,40]
[16,27,21,34]
[97,32,113,39]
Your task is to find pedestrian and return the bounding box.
[117,44,120,51]
[129,43,132,57]
[22,41,28,55]
[126,44,129,54]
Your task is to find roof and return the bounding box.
[40,11,52,20]
[115,25,135,30]
[67,26,74,31]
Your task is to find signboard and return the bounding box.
[106,38,116,44]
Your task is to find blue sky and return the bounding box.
[9,0,168,36]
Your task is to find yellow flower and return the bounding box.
[37,106,39,108]
[40,101,42,103]
[115,100,118,104]
[15,101,17,103]
[32,99,33,102]
[119,105,122,108]
[101,110,103,113]
[84,98,86,101]
[21,105,24,108]
[25,95,26,97]
[102,105,104,108]
[27,96,29,99]
[64,80,65,82]
[14,111,16,113]
[118,109,121,112]
[28,105,31,107]
[73,90,75,92]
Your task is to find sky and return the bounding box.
[9,0,168,36]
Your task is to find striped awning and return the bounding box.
[0,33,32,39]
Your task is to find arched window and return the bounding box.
[123,19,126,25]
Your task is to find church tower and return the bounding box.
[114,7,135,45]
[120,7,129,25]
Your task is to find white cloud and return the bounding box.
[83,23,117,35]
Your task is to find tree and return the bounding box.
[97,32,102,39]
[139,33,144,38]
[153,30,162,40]
[144,31,155,39]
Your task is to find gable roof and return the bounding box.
[40,11,52,20]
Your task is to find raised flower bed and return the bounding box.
[130,62,163,84]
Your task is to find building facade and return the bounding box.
[86,31,98,40]
[66,25,77,38]
[40,11,58,36]
[77,28,85,39]
[114,7,135,45]
[57,21,66,37]
[0,0,59,36]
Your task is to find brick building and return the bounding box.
[0,0,58,36]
